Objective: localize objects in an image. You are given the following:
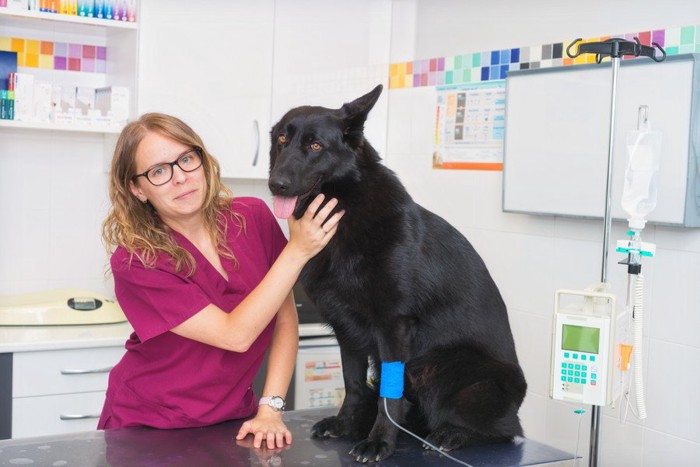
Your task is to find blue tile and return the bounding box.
[481,66,490,81]
[511,48,520,63]
[500,49,510,64]
[499,64,508,79]
[491,50,500,65]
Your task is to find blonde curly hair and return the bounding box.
[102,113,242,275]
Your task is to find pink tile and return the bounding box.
[83,45,96,59]
[68,57,81,71]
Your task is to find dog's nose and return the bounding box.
[269,177,291,194]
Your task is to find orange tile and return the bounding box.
[405,61,413,74]
[11,37,25,53]
[40,41,54,55]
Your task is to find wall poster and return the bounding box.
[433,80,506,170]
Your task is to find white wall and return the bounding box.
[0,130,113,296]
[387,1,700,466]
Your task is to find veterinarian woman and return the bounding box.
[98,113,343,449]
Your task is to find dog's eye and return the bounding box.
[277,134,287,144]
[310,143,322,151]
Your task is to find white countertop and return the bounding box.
[0,322,331,354]
[0,321,133,353]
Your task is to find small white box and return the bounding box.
[11,73,34,122]
[95,86,129,126]
[32,80,52,123]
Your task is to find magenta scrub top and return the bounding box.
[98,197,288,430]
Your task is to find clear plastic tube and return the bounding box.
[632,274,647,419]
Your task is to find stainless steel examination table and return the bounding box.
[0,407,574,466]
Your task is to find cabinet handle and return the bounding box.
[60,414,101,420]
[60,366,113,375]
[252,119,260,167]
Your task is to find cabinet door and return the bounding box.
[271,0,391,158]
[12,391,106,438]
[13,346,125,398]
[137,1,274,180]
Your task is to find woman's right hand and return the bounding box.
[286,194,344,261]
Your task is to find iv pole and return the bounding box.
[565,37,665,467]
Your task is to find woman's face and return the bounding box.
[129,131,207,227]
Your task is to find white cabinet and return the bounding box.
[137,0,275,180]
[11,346,125,438]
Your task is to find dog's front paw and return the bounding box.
[311,416,348,439]
[349,439,395,463]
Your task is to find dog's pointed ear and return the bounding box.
[340,84,383,146]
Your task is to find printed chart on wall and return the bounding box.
[433,80,506,170]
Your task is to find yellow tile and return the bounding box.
[397,74,405,88]
[11,37,25,53]
[397,62,406,76]
[26,40,40,55]
[0,37,11,51]
[39,54,54,69]
[25,53,39,68]
[17,53,25,67]
[404,74,413,88]
[390,63,398,76]
[389,75,399,89]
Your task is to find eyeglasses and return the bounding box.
[132,147,203,186]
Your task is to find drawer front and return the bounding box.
[12,391,106,438]
[13,346,125,397]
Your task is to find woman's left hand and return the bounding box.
[235,409,292,449]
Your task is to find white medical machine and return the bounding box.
[551,286,628,406]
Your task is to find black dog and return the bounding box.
[268,85,527,463]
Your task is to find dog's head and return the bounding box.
[268,84,383,219]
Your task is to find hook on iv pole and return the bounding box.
[566,37,666,63]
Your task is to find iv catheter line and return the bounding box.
[382,398,475,467]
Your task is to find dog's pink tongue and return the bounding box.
[273,196,298,219]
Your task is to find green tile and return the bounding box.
[446,70,453,84]
[680,44,693,54]
[681,26,694,45]
[454,55,462,69]
[463,68,471,83]
[695,43,700,53]
[472,53,480,67]
[665,46,679,56]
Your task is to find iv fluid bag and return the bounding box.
[621,127,661,225]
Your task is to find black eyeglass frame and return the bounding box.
[132,147,203,186]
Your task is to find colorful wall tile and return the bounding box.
[389,24,700,89]
[0,35,107,74]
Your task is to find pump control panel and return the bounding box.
[551,287,626,406]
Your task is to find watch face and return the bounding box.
[271,397,285,410]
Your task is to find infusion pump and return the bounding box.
[550,286,628,406]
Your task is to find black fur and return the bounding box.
[268,85,527,463]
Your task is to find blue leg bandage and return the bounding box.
[379,361,405,399]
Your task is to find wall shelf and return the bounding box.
[0,9,137,30]
[0,119,121,134]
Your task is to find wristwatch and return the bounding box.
[259,396,286,412]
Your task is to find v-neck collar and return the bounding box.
[169,229,231,285]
